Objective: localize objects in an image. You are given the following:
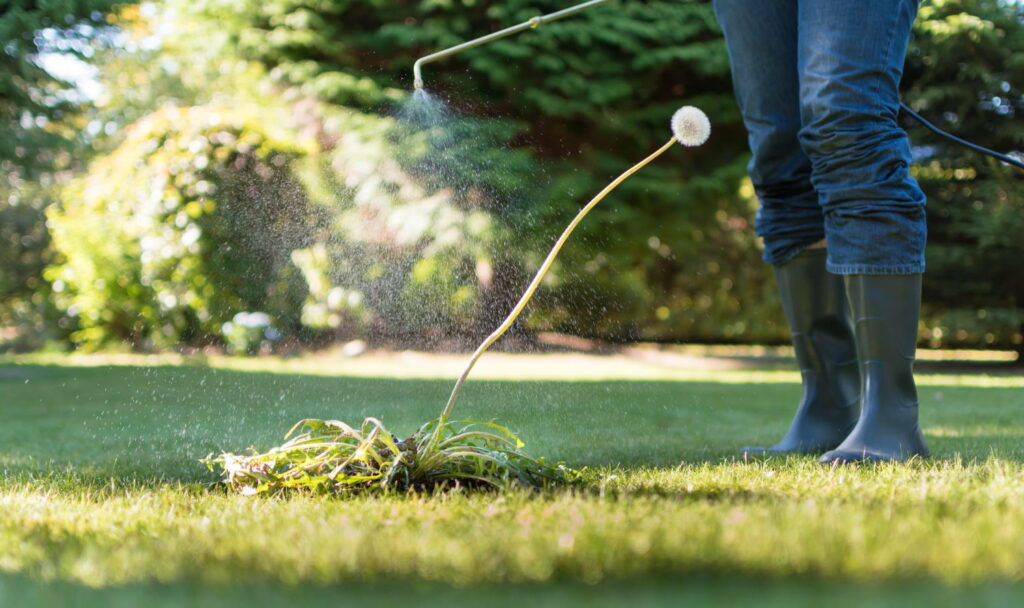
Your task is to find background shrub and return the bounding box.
[47,105,318,349]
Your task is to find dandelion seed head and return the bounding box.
[671,106,711,147]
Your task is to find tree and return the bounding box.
[0,0,122,171]
[0,0,126,350]
[904,0,1024,351]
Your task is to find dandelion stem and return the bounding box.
[436,137,678,427]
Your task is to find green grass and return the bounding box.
[1,354,1023,605]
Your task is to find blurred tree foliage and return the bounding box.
[0,180,63,350]
[904,0,1024,351]
[184,0,781,346]
[0,0,118,169]
[0,0,122,350]
[16,0,1024,351]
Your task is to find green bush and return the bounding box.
[47,105,318,350]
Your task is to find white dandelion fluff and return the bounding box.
[671,106,711,147]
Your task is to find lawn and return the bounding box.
[1,351,1023,606]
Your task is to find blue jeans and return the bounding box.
[712,0,926,274]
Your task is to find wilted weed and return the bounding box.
[204,417,585,495]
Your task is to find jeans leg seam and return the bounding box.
[873,6,901,111]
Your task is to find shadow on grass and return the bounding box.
[2,570,1023,608]
[621,349,1023,375]
[915,359,1024,375]
[2,362,1023,485]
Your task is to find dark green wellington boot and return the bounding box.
[819,274,930,464]
[741,248,860,458]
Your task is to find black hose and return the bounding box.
[899,101,1024,171]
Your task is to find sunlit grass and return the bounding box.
[4,460,1024,588]
[0,353,1023,603]
[8,349,1023,386]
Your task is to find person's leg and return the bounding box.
[712,0,823,266]
[797,0,929,463]
[713,0,860,456]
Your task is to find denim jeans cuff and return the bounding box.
[826,262,925,275]
[763,238,828,268]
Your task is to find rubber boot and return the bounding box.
[819,274,930,464]
[742,248,860,457]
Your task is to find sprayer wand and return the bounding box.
[413,0,612,90]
